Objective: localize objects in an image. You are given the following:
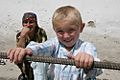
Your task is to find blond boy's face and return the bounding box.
[54,20,84,50]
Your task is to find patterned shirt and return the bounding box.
[26,37,102,80]
[16,27,47,46]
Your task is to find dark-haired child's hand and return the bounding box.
[20,27,30,37]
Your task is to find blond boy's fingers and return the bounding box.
[83,54,89,68]
[7,48,12,61]
[8,48,16,63]
[7,48,12,58]
[74,52,94,69]
[83,54,93,69]
[75,53,86,68]
[74,54,81,68]
[87,55,94,69]
[67,53,82,68]
[67,53,74,59]
[75,60,80,68]
[18,49,26,63]
[13,48,21,64]
[79,53,85,68]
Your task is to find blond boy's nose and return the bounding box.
[63,32,70,38]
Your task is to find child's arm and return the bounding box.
[16,27,30,48]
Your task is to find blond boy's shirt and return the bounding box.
[26,37,102,80]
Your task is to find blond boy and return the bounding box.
[8,6,102,80]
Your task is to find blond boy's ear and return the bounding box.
[79,23,85,33]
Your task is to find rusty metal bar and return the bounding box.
[0,52,120,70]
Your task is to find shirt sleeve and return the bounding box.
[26,38,56,56]
[83,42,97,58]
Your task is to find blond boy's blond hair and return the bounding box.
[52,5,82,27]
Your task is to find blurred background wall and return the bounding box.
[0,0,120,50]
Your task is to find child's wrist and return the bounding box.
[20,34,27,38]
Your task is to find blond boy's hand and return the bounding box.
[67,52,93,69]
[7,48,32,64]
[75,52,93,69]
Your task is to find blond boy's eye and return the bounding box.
[57,30,64,34]
[68,29,76,33]
[58,31,63,33]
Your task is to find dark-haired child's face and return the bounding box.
[20,18,37,37]
[54,20,83,50]
[22,18,36,32]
